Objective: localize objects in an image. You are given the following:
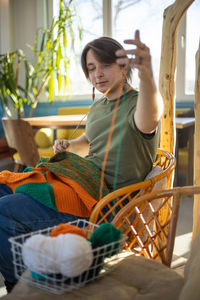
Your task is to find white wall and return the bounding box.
[0,0,47,62]
[0,0,13,53]
[0,0,50,101]
[12,0,37,63]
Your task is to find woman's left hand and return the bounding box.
[116,29,163,134]
[115,29,153,81]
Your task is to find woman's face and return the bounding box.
[86,49,124,100]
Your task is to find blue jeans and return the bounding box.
[0,184,87,283]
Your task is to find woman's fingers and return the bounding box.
[116,47,150,68]
[53,140,69,154]
[124,29,145,48]
[134,29,140,41]
[115,29,153,79]
[116,33,148,67]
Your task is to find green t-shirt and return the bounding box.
[85,89,160,191]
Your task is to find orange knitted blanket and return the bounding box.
[0,152,109,218]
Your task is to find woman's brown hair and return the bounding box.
[81,37,132,82]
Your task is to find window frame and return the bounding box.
[176,12,194,103]
[47,0,193,103]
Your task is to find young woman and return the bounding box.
[54,30,163,191]
[0,30,163,292]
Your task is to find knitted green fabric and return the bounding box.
[15,182,57,211]
[23,167,34,173]
[36,152,109,200]
[23,167,47,179]
[90,223,122,257]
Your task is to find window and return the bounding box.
[176,1,200,102]
[53,0,103,99]
[185,1,200,96]
[52,0,197,101]
[112,0,174,89]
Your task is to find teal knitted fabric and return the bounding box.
[15,182,57,211]
[23,167,47,179]
[90,223,122,257]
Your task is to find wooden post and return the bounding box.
[159,0,194,161]
[192,42,200,239]
[158,0,194,245]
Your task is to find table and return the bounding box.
[175,117,195,186]
[23,114,87,129]
[176,117,195,130]
[23,115,87,141]
[24,115,194,130]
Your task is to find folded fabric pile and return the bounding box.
[0,152,109,217]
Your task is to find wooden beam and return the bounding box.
[158,0,194,247]
[159,0,194,157]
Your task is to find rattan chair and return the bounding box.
[89,148,175,225]
[111,185,200,267]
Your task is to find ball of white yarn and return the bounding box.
[22,234,60,273]
[57,233,93,277]
[22,233,93,277]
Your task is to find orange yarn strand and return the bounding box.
[99,65,129,200]
[61,65,129,201]
[64,87,111,144]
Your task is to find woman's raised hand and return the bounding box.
[53,139,70,154]
[115,29,153,81]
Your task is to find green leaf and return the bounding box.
[57,72,62,93]
[48,72,54,101]
[40,31,46,51]
[63,30,67,49]
[56,42,62,69]
[33,87,38,95]
[63,74,68,93]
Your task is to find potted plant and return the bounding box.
[0,50,32,118]
[0,0,82,119]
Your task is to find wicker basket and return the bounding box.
[9,219,127,294]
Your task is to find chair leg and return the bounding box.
[13,163,21,172]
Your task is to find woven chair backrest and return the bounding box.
[112,185,200,266]
[89,149,176,225]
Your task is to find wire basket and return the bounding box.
[9,219,127,294]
